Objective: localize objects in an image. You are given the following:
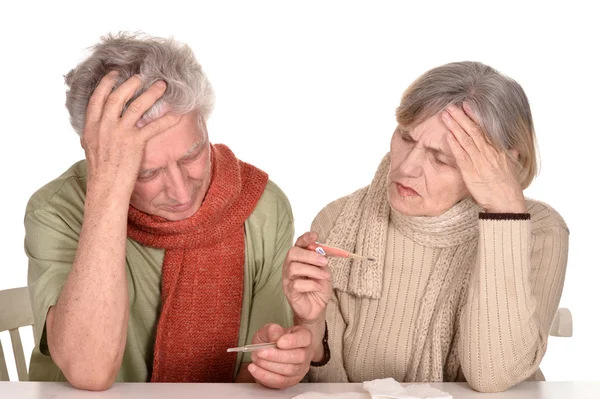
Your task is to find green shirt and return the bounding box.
[25,160,294,382]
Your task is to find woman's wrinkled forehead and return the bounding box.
[396,100,460,131]
[408,114,454,157]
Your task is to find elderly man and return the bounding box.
[25,33,312,390]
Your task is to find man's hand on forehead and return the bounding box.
[81,71,181,191]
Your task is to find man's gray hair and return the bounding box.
[65,32,215,135]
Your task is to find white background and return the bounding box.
[1,0,598,383]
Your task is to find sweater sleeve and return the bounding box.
[459,205,569,393]
[306,197,350,382]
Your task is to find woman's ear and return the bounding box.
[507,148,528,188]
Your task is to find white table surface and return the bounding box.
[0,381,598,399]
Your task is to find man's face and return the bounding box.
[129,111,211,221]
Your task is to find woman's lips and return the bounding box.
[395,183,419,197]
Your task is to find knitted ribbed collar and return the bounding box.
[390,198,481,248]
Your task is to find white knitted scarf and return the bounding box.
[325,153,482,382]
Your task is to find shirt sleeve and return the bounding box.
[241,186,295,364]
[459,213,569,392]
[25,205,80,356]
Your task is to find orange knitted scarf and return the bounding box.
[127,144,268,382]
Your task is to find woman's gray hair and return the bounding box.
[396,61,538,189]
[65,32,214,135]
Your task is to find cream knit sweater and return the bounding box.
[307,161,568,393]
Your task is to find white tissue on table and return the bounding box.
[290,378,452,399]
[363,378,452,399]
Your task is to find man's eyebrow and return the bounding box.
[180,139,204,159]
[139,140,205,176]
[138,166,159,176]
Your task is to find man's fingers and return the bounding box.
[253,323,286,345]
[138,112,182,142]
[252,347,308,365]
[278,327,313,349]
[121,80,168,126]
[247,326,312,388]
[251,358,307,377]
[85,71,120,126]
[248,363,296,389]
[101,74,144,120]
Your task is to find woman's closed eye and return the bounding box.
[430,152,453,167]
[401,134,416,144]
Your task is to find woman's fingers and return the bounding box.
[295,231,318,248]
[287,261,330,280]
[446,131,472,171]
[442,105,489,164]
[445,104,489,151]
[286,246,328,269]
[291,279,326,294]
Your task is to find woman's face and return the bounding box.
[387,113,470,217]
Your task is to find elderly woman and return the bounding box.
[271,61,568,393]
